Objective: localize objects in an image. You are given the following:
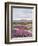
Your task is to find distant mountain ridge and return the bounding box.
[13,19,32,22]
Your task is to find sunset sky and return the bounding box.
[13,8,33,20]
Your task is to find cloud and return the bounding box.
[13,8,33,20]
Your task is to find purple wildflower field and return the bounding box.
[11,20,32,38]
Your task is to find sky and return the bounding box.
[12,8,33,20]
